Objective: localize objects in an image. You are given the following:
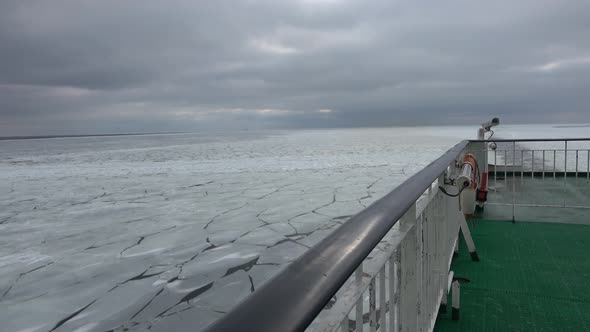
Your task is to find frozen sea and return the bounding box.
[1,125,588,332]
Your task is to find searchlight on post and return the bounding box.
[457,155,475,190]
[459,153,479,215]
[476,117,500,208]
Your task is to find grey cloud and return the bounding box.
[1,0,590,135]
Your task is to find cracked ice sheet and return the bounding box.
[0,127,473,331]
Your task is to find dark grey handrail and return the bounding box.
[204,140,469,332]
[470,138,590,142]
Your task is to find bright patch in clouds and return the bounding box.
[250,38,299,55]
[299,0,345,5]
[171,108,291,121]
[535,56,590,72]
[255,109,291,115]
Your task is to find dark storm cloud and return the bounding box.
[1,0,590,135]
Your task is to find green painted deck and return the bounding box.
[434,219,590,332]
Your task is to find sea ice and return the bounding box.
[4,125,582,331]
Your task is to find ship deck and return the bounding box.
[435,175,590,331]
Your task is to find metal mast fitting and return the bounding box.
[476,118,500,208]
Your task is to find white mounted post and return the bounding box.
[451,280,461,320]
[477,127,485,141]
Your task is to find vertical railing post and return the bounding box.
[423,203,432,329]
[356,264,364,332]
[437,172,449,328]
[388,256,395,332]
[553,150,557,180]
[399,203,417,332]
[390,250,401,332]
[532,150,535,179]
[576,150,579,178]
[563,141,567,178]
[512,141,516,222]
[379,267,386,332]
[416,211,424,332]
[563,140,567,207]
[494,150,497,187]
[484,142,489,188]
[520,150,524,181]
[504,150,508,185]
[369,278,377,332]
[542,150,545,180]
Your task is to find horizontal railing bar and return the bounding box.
[470,138,590,143]
[203,140,469,332]
[487,171,589,177]
[487,202,590,209]
[484,149,585,152]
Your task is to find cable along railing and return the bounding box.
[205,140,480,332]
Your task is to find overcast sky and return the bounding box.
[1,0,590,135]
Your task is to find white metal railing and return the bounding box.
[206,138,589,332]
[480,139,590,221]
[205,141,476,332]
[307,153,473,332]
[490,148,590,182]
